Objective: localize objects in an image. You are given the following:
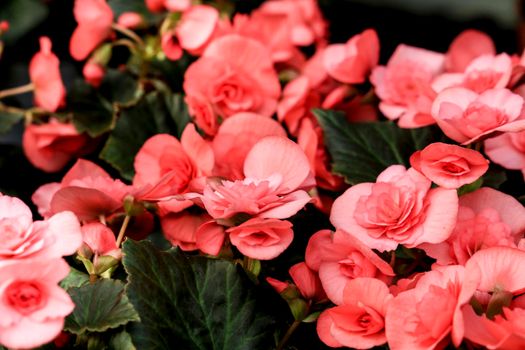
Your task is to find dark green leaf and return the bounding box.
[0,110,23,134]
[60,267,90,290]
[315,109,441,185]
[123,240,275,350]
[164,93,191,138]
[108,0,159,24]
[99,91,188,180]
[98,69,140,105]
[0,0,48,44]
[65,279,140,334]
[482,167,507,189]
[457,177,483,196]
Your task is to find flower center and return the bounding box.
[5,281,45,315]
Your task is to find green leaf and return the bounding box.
[110,331,136,350]
[100,91,189,180]
[164,92,191,138]
[65,279,140,334]
[457,177,483,196]
[0,0,48,44]
[482,167,507,189]
[315,109,441,185]
[0,110,23,134]
[98,69,140,105]
[123,240,275,350]
[60,267,90,290]
[108,0,159,24]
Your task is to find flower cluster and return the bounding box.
[1,0,525,349]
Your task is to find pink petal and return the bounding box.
[195,221,225,256]
[446,29,496,72]
[177,5,219,53]
[50,187,121,221]
[181,123,214,176]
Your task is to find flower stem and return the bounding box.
[112,23,144,48]
[116,215,131,247]
[0,83,34,100]
[276,320,301,350]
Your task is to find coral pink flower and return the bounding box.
[202,136,312,220]
[410,142,489,189]
[164,0,191,12]
[160,212,211,251]
[185,94,218,135]
[227,217,293,260]
[385,265,477,350]
[305,229,394,304]
[0,259,74,349]
[145,0,165,12]
[195,220,226,256]
[42,159,130,221]
[431,87,525,144]
[29,37,66,112]
[461,247,525,348]
[445,29,496,73]
[331,165,458,252]
[212,112,286,179]
[133,124,214,200]
[289,262,326,301]
[176,5,220,56]
[323,29,379,84]
[371,44,445,127]
[485,130,525,177]
[184,34,281,120]
[83,60,105,87]
[433,53,513,93]
[70,0,113,61]
[317,278,392,349]
[277,76,321,136]
[22,119,90,173]
[0,195,82,262]
[117,12,143,29]
[161,30,183,61]
[80,222,119,258]
[422,187,525,266]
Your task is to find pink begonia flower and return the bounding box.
[80,222,119,258]
[202,136,312,220]
[0,195,82,262]
[255,0,326,48]
[176,5,221,56]
[227,217,293,260]
[445,29,496,73]
[160,212,211,251]
[330,165,458,252]
[410,142,489,189]
[433,53,513,93]
[164,0,191,12]
[212,112,286,180]
[161,30,183,61]
[117,12,143,29]
[133,124,214,200]
[431,87,525,144]
[485,130,525,178]
[422,188,525,266]
[29,37,66,112]
[70,0,113,61]
[305,229,393,304]
[185,94,218,136]
[34,159,130,221]
[23,118,91,173]
[297,118,345,192]
[288,262,326,301]
[83,60,105,87]
[321,86,379,123]
[317,278,392,349]
[184,34,281,120]
[385,265,477,350]
[195,220,226,256]
[266,277,289,294]
[371,44,445,128]
[461,247,525,348]
[0,259,74,349]
[145,0,164,12]
[323,29,379,84]
[277,76,321,136]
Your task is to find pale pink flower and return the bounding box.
[227,217,293,260]
[323,29,379,84]
[29,37,66,112]
[410,142,489,189]
[80,222,119,258]
[0,259,74,349]
[117,12,143,29]
[445,29,496,73]
[330,165,458,252]
[318,278,392,349]
[184,34,281,120]
[70,0,113,61]
[176,5,221,56]
[431,87,525,144]
[371,44,445,127]
[305,229,394,304]
[433,53,513,93]
[485,130,525,177]
[385,265,477,350]
[202,136,312,220]
[23,118,91,173]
